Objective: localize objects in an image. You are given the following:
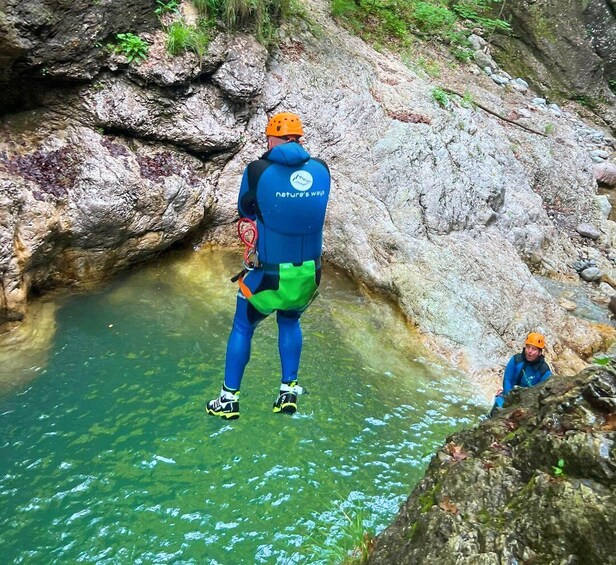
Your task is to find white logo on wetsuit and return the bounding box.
[290,170,313,191]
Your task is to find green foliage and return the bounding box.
[544,122,555,134]
[431,86,450,107]
[592,355,611,366]
[551,458,565,477]
[184,0,292,44]
[166,20,210,57]
[451,0,511,33]
[154,0,180,16]
[460,90,475,108]
[608,80,616,93]
[114,33,149,63]
[330,0,510,60]
[413,1,456,33]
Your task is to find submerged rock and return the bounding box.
[368,363,616,564]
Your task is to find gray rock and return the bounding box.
[511,78,529,92]
[576,223,601,239]
[594,161,616,187]
[211,34,268,101]
[467,34,487,52]
[594,195,612,219]
[531,97,547,106]
[548,103,562,116]
[473,50,498,72]
[368,366,616,565]
[491,74,510,86]
[580,267,602,281]
[589,149,610,161]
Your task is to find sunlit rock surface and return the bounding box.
[0,300,57,395]
[368,363,616,564]
[1,0,615,378]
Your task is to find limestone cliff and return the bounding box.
[368,361,616,564]
[1,0,615,386]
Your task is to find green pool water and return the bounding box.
[0,248,486,564]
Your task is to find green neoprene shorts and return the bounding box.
[248,261,319,315]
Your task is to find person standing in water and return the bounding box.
[206,112,331,420]
[491,332,552,415]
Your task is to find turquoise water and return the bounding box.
[0,248,486,564]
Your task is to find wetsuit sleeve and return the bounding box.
[238,168,256,220]
[536,365,552,385]
[502,356,518,395]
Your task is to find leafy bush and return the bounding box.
[154,0,180,16]
[115,33,149,62]
[330,0,511,59]
[413,1,455,33]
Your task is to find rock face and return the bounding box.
[0,0,159,110]
[368,363,616,564]
[491,0,616,131]
[0,0,615,376]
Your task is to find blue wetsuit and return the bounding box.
[224,142,331,391]
[493,351,552,410]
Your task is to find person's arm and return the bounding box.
[536,365,552,385]
[238,168,257,220]
[502,356,518,395]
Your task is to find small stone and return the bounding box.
[558,298,577,311]
[590,149,610,161]
[548,103,562,116]
[576,223,601,240]
[468,33,487,51]
[512,78,529,92]
[517,108,532,118]
[599,282,616,298]
[594,195,611,219]
[491,74,509,86]
[580,267,602,281]
[594,162,616,187]
[532,97,547,107]
[572,259,590,272]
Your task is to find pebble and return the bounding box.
[599,282,616,298]
[491,74,509,86]
[580,267,602,282]
[576,223,601,240]
[512,78,529,92]
[532,98,547,107]
[558,298,577,311]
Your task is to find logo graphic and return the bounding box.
[290,170,313,191]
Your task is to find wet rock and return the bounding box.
[576,223,601,240]
[368,365,616,564]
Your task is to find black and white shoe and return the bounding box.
[273,381,303,415]
[206,389,240,420]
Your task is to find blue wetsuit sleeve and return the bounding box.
[238,168,257,220]
[502,356,518,395]
[537,368,552,385]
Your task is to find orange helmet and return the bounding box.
[265,112,304,137]
[525,332,546,349]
